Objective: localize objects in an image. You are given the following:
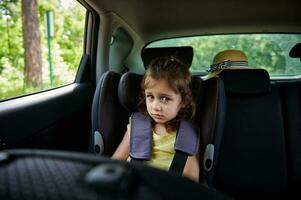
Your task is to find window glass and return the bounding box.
[147,34,301,78]
[0,0,85,100]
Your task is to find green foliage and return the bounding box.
[184,35,289,74]
[150,34,301,76]
[57,5,85,71]
[0,0,85,100]
[0,0,23,73]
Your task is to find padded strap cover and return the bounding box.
[129,112,200,160]
[175,120,200,155]
[130,112,153,160]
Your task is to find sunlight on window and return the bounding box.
[0,0,86,100]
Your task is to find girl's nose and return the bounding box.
[153,100,162,111]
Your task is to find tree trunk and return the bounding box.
[21,0,42,88]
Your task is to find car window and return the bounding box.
[147,34,301,78]
[0,0,85,100]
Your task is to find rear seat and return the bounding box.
[211,68,288,199]
[278,82,301,200]
[278,43,301,200]
[199,77,226,183]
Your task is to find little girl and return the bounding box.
[112,56,200,182]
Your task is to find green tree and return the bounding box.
[22,0,43,88]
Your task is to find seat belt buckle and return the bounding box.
[203,144,214,171]
[94,131,104,154]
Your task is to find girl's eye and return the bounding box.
[161,97,170,103]
[146,95,154,101]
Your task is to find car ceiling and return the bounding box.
[85,0,301,43]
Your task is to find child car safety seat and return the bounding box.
[90,46,197,156]
[90,47,226,184]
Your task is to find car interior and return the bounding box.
[0,0,301,199]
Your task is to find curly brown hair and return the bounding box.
[139,56,196,130]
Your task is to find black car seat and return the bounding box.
[199,77,226,185]
[212,68,288,199]
[278,43,301,199]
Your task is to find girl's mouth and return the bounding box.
[152,113,163,119]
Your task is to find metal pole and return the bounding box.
[46,11,53,87]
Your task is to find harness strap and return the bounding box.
[130,150,188,176]
[130,157,144,164]
[169,151,188,175]
[129,112,200,175]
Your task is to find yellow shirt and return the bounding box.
[127,120,176,171]
[145,130,176,171]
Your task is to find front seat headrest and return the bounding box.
[289,43,301,58]
[141,46,193,69]
[218,68,271,95]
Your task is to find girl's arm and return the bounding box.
[183,155,200,183]
[111,130,130,160]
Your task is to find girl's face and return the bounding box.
[144,77,183,124]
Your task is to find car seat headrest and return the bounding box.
[218,68,271,95]
[118,72,204,116]
[118,72,143,112]
[141,46,193,69]
[208,50,249,78]
[289,43,301,58]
